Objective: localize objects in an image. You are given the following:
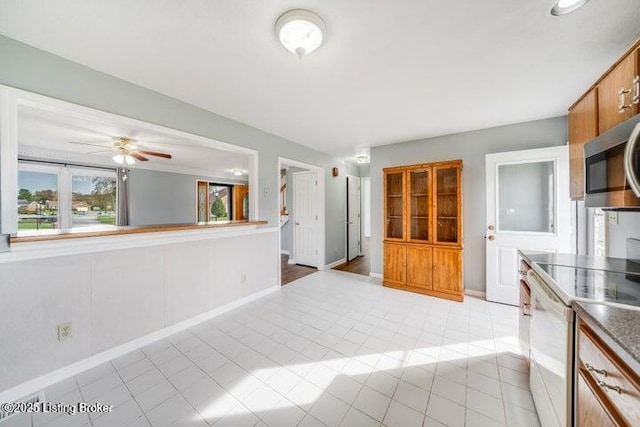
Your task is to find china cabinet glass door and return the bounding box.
[434,166,460,244]
[408,168,431,242]
[385,171,405,240]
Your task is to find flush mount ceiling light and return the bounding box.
[356,155,370,164]
[551,0,590,16]
[232,169,246,176]
[275,9,326,58]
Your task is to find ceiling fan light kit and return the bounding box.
[275,9,326,58]
[68,136,172,165]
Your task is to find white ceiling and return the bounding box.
[18,104,251,180]
[1,0,639,158]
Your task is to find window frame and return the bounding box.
[17,161,118,233]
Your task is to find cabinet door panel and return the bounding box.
[577,371,618,427]
[433,248,462,294]
[598,49,639,133]
[406,246,432,290]
[568,89,598,200]
[408,168,431,243]
[384,243,406,286]
[433,165,462,245]
[384,171,406,241]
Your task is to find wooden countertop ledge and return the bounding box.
[10,220,268,244]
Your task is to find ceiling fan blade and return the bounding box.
[130,152,149,162]
[68,141,112,148]
[86,150,113,154]
[137,150,172,159]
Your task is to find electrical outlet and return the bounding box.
[57,323,71,341]
[608,212,619,225]
[241,273,247,284]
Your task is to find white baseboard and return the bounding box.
[325,258,346,269]
[287,259,295,265]
[369,272,383,279]
[465,289,487,299]
[0,285,280,403]
[280,249,289,255]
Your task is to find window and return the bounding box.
[17,165,59,231]
[17,162,117,232]
[209,184,232,221]
[71,172,117,229]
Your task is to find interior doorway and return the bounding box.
[278,158,324,285]
[334,174,371,276]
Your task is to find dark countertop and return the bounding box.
[573,301,640,374]
[518,250,640,276]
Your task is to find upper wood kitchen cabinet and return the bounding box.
[568,89,598,200]
[597,46,639,133]
[567,38,640,199]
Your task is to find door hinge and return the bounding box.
[315,180,318,186]
[315,215,318,220]
[316,249,318,254]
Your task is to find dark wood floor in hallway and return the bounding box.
[280,254,317,285]
[332,237,370,276]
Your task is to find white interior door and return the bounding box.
[486,146,571,305]
[347,175,361,261]
[293,171,319,267]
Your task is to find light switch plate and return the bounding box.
[607,212,618,225]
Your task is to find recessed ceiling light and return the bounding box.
[551,0,590,16]
[275,9,326,58]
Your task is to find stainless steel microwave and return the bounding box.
[584,115,640,208]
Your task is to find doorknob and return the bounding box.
[487,235,495,241]
[295,222,300,225]
[347,221,354,225]
[488,225,494,230]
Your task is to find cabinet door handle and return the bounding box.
[619,87,633,112]
[633,75,640,104]
[597,380,622,394]
[585,363,607,377]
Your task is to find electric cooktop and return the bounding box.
[535,263,640,309]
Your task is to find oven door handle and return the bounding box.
[624,122,640,198]
[527,270,572,321]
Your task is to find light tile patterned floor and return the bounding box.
[5,270,541,427]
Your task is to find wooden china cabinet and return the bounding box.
[383,159,463,302]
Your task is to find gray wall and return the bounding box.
[370,116,568,293]
[606,212,640,258]
[129,169,246,226]
[0,35,350,264]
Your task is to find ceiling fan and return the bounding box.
[68,136,172,165]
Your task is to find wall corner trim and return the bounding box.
[464,289,487,299]
[325,258,346,269]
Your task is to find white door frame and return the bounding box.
[485,145,571,305]
[277,157,326,275]
[361,177,371,240]
[346,174,361,261]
